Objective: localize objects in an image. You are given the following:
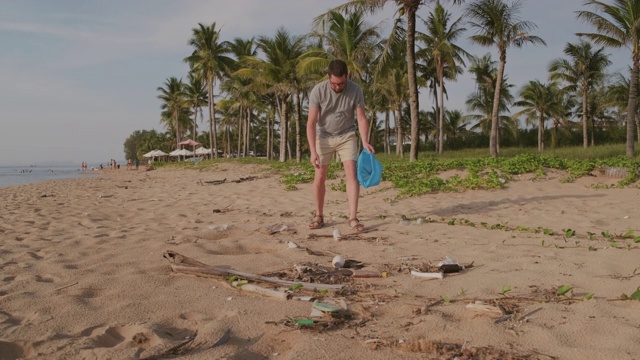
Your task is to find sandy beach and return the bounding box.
[1,162,639,359]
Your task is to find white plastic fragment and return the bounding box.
[410,270,443,279]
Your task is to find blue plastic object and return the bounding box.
[357,149,383,188]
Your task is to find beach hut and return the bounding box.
[169,149,194,161]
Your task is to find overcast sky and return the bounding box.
[0,0,630,166]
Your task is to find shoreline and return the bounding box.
[0,166,104,189]
[1,164,639,359]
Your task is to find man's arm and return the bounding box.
[356,106,375,153]
[307,106,320,168]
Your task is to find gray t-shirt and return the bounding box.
[308,79,365,138]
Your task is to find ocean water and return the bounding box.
[0,166,98,188]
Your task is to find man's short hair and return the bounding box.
[326,59,348,77]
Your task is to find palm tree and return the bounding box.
[304,10,381,82]
[513,80,562,151]
[607,70,640,141]
[443,109,469,149]
[466,55,515,140]
[226,37,259,157]
[577,0,640,157]
[184,22,234,157]
[183,72,208,148]
[418,2,470,154]
[157,77,189,149]
[237,28,307,162]
[318,0,466,162]
[373,30,408,156]
[465,0,546,157]
[548,40,610,148]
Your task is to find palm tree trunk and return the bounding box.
[552,120,559,149]
[626,59,639,158]
[538,113,544,152]
[266,112,272,160]
[246,108,251,156]
[208,76,218,158]
[237,108,242,157]
[295,92,302,163]
[490,50,506,158]
[406,6,420,162]
[395,105,403,158]
[437,67,445,155]
[277,95,288,162]
[635,114,639,144]
[582,86,588,148]
[193,105,198,141]
[384,109,390,155]
[590,117,595,147]
[175,109,180,150]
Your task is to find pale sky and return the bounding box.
[0,0,630,166]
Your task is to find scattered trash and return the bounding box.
[333,228,342,241]
[343,259,365,269]
[267,223,296,235]
[465,301,503,317]
[287,241,300,249]
[305,247,328,256]
[208,224,229,231]
[295,319,314,325]
[438,257,465,273]
[332,255,345,268]
[312,300,343,313]
[410,270,443,279]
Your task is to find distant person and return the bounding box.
[306,59,374,232]
[134,159,139,170]
[126,159,133,171]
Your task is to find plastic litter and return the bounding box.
[357,149,383,188]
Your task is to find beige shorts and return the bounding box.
[316,132,358,166]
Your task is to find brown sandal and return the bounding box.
[349,218,365,232]
[309,215,324,229]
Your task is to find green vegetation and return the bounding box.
[155,146,639,197]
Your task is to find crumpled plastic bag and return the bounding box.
[357,149,383,188]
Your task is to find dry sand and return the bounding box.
[1,162,639,360]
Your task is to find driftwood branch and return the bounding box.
[231,281,290,300]
[163,250,344,291]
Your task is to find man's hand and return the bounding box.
[310,152,321,169]
[362,142,375,154]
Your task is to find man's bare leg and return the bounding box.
[343,160,359,222]
[313,165,329,220]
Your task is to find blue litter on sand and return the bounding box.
[357,150,383,188]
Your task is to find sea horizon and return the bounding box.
[0,165,103,188]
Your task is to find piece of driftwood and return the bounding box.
[164,250,343,291]
[231,281,290,300]
[198,178,227,186]
[351,270,382,278]
[53,281,79,292]
[410,270,444,279]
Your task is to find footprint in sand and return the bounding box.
[34,274,62,283]
[73,323,198,359]
[0,340,32,360]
